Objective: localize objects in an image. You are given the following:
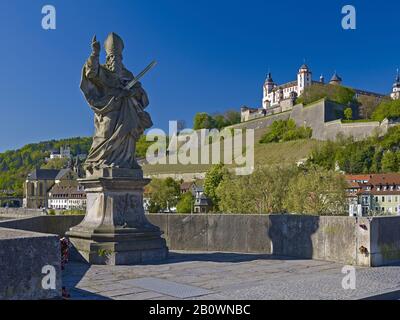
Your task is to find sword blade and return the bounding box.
[124,60,157,90]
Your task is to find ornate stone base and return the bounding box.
[66,169,168,265]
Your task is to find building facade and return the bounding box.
[345,174,400,216]
[23,168,79,209]
[48,180,86,210]
[49,146,71,160]
[262,64,387,112]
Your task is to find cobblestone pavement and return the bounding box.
[62,251,400,300]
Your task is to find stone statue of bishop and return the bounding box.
[80,32,152,173]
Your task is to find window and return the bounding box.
[382,196,385,202]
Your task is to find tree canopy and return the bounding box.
[215,165,347,215]
[372,99,400,121]
[308,126,400,174]
[193,110,241,130]
[147,178,181,213]
[259,119,312,144]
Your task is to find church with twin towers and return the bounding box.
[261,63,400,111]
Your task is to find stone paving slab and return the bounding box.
[120,277,213,299]
[62,251,400,300]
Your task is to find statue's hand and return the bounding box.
[91,35,101,56]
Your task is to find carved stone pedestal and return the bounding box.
[66,169,168,265]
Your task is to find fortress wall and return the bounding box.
[237,99,394,141]
[290,101,326,140]
[232,111,291,132]
[323,120,385,141]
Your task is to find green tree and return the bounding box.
[136,134,155,158]
[344,107,353,120]
[204,164,228,211]
[176,191,194,213]
[357,95,382,119]
[193,113,215,130]
[147,178,181,212]
[381,151,399,173]
[212,114,227,130]
[223,110,241,126]
[284,167,347,216]
[216,165,296,214]
[372,99,400,121]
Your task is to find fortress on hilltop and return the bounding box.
[239,64,400,141]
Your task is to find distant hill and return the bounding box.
[0,135,154,197]
[0,137,92,196]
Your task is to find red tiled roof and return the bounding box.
[345,173,400,195]
[368,174,400,185]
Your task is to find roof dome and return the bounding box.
[265,72,274,83]
[300,64,309,69]
[330,72,342,82]
[393,70,400,87]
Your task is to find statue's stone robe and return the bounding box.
[80,55,152,171]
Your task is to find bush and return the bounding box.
[344,108,353,120]
[260,119,312,144]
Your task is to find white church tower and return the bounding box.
[391,69,400,100]
[263,72,275,109]
[297,64,312,95]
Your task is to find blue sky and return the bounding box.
[0,0,399,152]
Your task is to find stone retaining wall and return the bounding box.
[0,215,84,237]
[2,214,399,267]
[0,228,61,300]
[370,216,400,266]
[147,214,400,267]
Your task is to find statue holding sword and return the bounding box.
[80,32,156,173]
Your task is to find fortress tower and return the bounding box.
[297,64,312,95]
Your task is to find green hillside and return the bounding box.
[0,130,323,196]
[142,119,324,175]
[0,137,92,196]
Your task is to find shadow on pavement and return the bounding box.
[62,263,112,300]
